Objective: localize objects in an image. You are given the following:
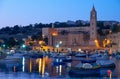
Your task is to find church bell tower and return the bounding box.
[89,5,98,46]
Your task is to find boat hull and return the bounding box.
[68,67,100,77]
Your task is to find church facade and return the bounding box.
[42,6,99,51]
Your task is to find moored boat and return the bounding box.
[80,58,96,63]
[96,60,116,68]
[75,53,86,57]
[52,58,65,66]
[62,56,72,62]
[68,63,100,77]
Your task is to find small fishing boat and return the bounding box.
[75,53,86,57]
[68,63,100,77]
[96,60,115,68]
[52,58,65,66]
[28,53,43,58]
[62,56,72,62]
[80,58,96,63]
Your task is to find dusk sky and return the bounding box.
[0,0,120,27]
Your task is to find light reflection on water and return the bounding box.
[0,56,120,79]
[22,57,25,72]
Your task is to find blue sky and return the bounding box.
[0,0,120,27]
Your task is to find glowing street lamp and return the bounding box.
[94,39,100,48]
[59,41,62,44]
[42,34,45,38]
[2,44,6,48]
[22,44,26,48]
[78,48,82,52]
[56,44,59,48]
[56,44,60,53]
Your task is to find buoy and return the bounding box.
[107,70,111,75]
[107,70,112,79]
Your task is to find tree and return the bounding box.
[43,36,48,45]
[6,37,17,48]
[13,25,20,30]
[17,39,25,46]
[112,25,119,33]
[31,35,41,41]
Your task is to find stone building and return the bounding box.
[42,6,99,51]
[106,32,120,52]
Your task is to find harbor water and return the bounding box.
[0,55,120,79]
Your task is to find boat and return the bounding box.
[52,58,65,66]
[116,54,120,59]
[100,63,115,68]
[0,51,7,59]
[89,53,102,58]
[27,53,43,58]
[75,53,86,57]
[68,63,100,77]
[96,60,116,68]
[53,53,66,58]
[80,58,96,63]
[6,53,24,59]
[62,56,72,62]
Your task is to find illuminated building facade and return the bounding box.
[106,32,120,52]
[42,6,99,51]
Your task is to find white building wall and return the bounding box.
[42,28,49,36]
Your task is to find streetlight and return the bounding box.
[59,41,62,44]
[21,44,26,51]
[39,40,44,52]
[94,39,100,48]
[55,41,62,53]
[56,44,59,48]
[56,44,59,53]
[22,44,26,48]
[2,44,6,47]
[52,32,58,46]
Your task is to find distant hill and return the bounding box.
[0,20,119,40]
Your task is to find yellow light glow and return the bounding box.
[39,41,44,45]
[45,56,48,66]
[30,59,32,73]
[42,57,45,75]
[78,48,81,52]
[107,40,110,44]
[36,59,39,63]
[59,41,62,44]
[103,39,111,47]
[52,32,58,36]
[103,39,107,47]
[94,39,100,48]
[110,72,112,79]
[38,58,42,74]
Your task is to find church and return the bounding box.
[42,6,99,52]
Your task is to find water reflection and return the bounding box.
[38,58,42,74]
[14,66,16,72]
[29,59,32,73]
[59,65,62,76]
[22,57,25,72]
[67,62,71,67]
[42,57,45,76]
[0,56,120,79]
